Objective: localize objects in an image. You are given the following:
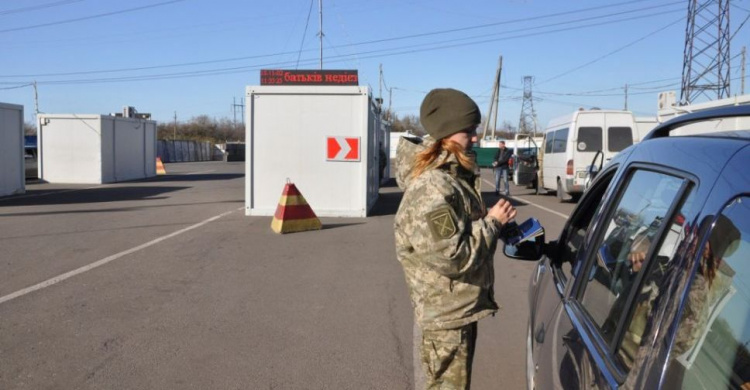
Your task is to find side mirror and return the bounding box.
[504,232,545,261]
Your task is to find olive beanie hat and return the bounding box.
[420,88,481,140]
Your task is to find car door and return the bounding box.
[515,136,539,186]
[529,165,619,389]
[532,162,699,388]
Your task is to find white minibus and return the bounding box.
[541,109,638,201]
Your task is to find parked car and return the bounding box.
[24,146,37,179]
[506,105,750,389]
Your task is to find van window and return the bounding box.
[552,128,568,153]
[577,127,603,152]
[579,170,685,348]
[667,196,749,389]
[545,133,553,154]
[609,127,634,152]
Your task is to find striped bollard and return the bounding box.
[270,181,322,234]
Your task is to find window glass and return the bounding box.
[609,127,634,152]
[615,191,696,371]
[556,170,617,285]
[580,170,684,346]
[545,134,553,154]
[669,197,750,389]
[552,128,568,153]
[577,127,603,152]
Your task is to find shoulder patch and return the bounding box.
[427,206,458,240]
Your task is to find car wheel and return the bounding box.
[556,179,571,202]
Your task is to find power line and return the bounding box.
[0,1,682,78]
[539,15,685,84]
[0,0,187,34]
[295,0,316,69]
[0,0,83,16]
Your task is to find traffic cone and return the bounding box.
[271,181,322,234]
[156,157,167,175]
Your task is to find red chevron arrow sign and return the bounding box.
[326,137,360,162]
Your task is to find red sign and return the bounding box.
[327,137,360,161]
[261,69,359,86]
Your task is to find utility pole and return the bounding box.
[33,81,39,115]
[232,97,237,129]
[624,84,629,110]
[379,64,383,105]
[482,56,502,142]
[231,97,245,128]
[173,111,177,141]
[318,0,324,69]
[742,46,747,95]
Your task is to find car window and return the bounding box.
[555,168,616,286]
[608,127,634,152]
[668,197,750,389]
[579,170,685,347]
[614,190,696,371]
[552,128,568,153]
[577,127,602,152]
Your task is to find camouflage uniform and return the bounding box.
[395,136,500,389]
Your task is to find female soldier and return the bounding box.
[394,88,517,389]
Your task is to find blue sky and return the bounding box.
[1,0,749,129]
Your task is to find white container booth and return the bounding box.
[245,84,384,218]
[38,114,157,184]
[0,103,25,197]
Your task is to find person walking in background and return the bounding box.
[492,141,512,196]
[394,88,517,389]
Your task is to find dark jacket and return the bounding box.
[494,147,512,169]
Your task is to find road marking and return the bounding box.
[481,178,568,219]
[0,207,242,306]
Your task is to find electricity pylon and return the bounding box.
[680,0,731,105]
[518,76,539,136]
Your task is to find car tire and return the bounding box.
[556,179,571,202]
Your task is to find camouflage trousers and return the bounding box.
[419,322,478,390]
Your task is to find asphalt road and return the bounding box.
[0,162,576,389]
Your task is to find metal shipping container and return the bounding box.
[0,103,24,197]
[38,114,157,184]
[245,85,388,218]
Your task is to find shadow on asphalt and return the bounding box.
[140,173,244,183]
[0,186,189,208]
[321,223,366,230]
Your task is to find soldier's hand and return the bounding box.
[488,199,516,226]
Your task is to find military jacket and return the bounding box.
[394,136,500,331]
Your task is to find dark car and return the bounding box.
[506,106,750,389]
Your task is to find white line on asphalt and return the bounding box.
[481,178,568,219]
[0,207,242,306]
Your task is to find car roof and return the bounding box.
[645,105,750,140]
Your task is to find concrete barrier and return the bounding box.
[156,140,219,163]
